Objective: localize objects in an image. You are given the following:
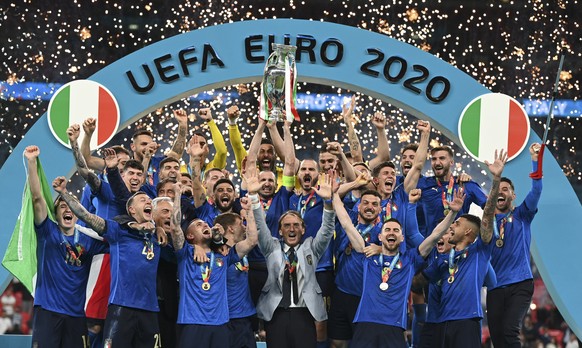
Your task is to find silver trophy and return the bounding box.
[263,43,298,122]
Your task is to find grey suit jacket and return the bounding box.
[253,206,336,322]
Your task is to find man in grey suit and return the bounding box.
[246,168,337,348]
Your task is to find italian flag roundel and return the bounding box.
[48,80,120,150]
[458,93,530,163]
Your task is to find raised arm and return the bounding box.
[246,121,266,170]
[80,118,106,171]
[226,105,248,173]
[419,188,465,258]
[368,111,390,170]
[525,143,543,210]
[171,183,186,250]
[189,137,206,208]
[68,124,102,192]
[282,121,297,190]
[312,171,338,257]
[332,193,365,253]
[326,142,356,182]
[246,168,277,257]
[199,108,227,170]
[165,108,189,160]
[342,95,364,163]
[265,118,286,162]
[24,146,47,225]
[404,120,431,193]
[234,196,258,258]
[405,188,425,249]
[52,176,107,234]
[481,149,508,244]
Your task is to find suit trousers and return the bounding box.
[265,307,316,348]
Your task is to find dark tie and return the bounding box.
[288,247,299,305]
[280,247,298,308]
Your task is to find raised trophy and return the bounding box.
[260,43,300,123]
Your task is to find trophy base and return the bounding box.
[269,109,287,123]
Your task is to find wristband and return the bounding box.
[282,175,295,187]
[248,193,260,204]
[228,119,238,126]
[251,202,261,210]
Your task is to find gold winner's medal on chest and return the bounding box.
[496,239,504,248]
[379,282,389,291]
[202,282,211,291]
[146,251,154,260]
[448,276,455,284]
[443,209,450,216]
[345,245,352,256]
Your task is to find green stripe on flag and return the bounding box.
[461,99,481,157]
[49,85,71,144]
[2,158,55,295]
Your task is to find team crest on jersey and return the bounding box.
[216,258,224,267]
[395,261,403,269]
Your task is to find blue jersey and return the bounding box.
[93,181,125,219]
[417,177,486,237]
[34,218,108,317]
[354,248,425,329]
[176,244,240,325]
[289,191,334,272]
[227,256,256,319]
[352,186,409,225]
[434,237,493,321]
[103,219,160,312]
[244,188,293,263]
[194,200,240,228]
[334,210,382,296]
[490,168,541,289]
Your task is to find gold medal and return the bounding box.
[146,251,154,260]
[447,276,454,284]
[202,282,211,291]
[496,239,504,248]
[379,282,389,291]
[345,246,352,256]
[443,209,450,216]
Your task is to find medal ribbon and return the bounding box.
[493,209,514,241]
[297,190,316,219]
[235,256,249,272]
[142,231,154,257]
[61,229,83,266]
[379,253,400,286]
[262,197,273,212]
[437,176,455,213]
[283,247,297,275]
[448,247,468,280]
[200,252,215,284]
[356,223,374,243]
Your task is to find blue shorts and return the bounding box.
[31,306,89,348]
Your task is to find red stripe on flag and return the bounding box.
[85,254,111,319]
[97,87,118,144]
[507,100,528,157]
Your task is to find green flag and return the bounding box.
[2,157,55,295]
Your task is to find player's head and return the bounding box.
[278,211,306,248]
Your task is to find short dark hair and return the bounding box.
[156,178,177,195]
[132,129,154,141]
[181,172,192,180]
[382,217,402,228]
[213,178,235,193]
[203,167,224,182]
[401,143,419,155]
[159,156,180,168]
[123,159,144,173]
[360,189,382,201]
[260,138,274,146]
[500,177,514,191]
[460,214,481,232]
[371,161,396,178]
[278,210,306,231]
[126,191,148,214]
[430,146,454,158]
[213,212,241,229]
[111,145,131,157]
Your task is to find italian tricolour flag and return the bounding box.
[48,80,120,150]
[458,93,530,163]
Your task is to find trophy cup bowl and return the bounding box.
[264,43,297,122]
